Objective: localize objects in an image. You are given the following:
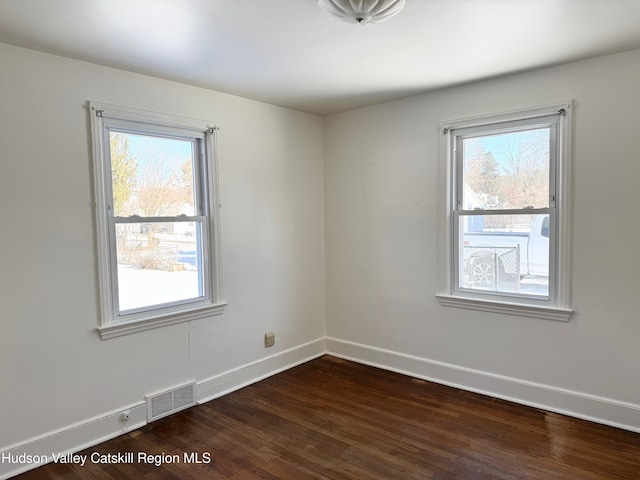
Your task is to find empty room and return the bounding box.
[1,1,639,478]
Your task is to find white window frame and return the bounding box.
[436,102,573,321]
[89,102,227,339]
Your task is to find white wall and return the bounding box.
[324,49,640,428]
[0,43,326,458]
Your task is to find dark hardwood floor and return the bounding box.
[16,355,640,479]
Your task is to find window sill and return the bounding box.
[436,294,572,322]
[97,302,228,340]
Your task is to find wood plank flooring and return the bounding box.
[15,355,640,479]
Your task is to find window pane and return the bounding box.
[109,131,196,217]
[459,214,549,296]
[462,128,550,209]
[115,221,202,312]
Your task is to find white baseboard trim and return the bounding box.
[0,402,147,480]
[326,337,640,433]
[197,337,326,404]
[0,336,326,480]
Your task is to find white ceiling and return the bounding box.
[1,0,640,116]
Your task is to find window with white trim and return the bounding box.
[437,103,573,321]
[90,102,226,339]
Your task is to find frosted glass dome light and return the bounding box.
[318,0,406,25]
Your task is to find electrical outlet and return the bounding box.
[264,331,275,348]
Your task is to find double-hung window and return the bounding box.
[90,102,226,338]
[437,103,573,321]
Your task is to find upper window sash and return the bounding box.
[453,114,560,213]
[102,119,208,219]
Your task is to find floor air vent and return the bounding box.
[146,382,196,422]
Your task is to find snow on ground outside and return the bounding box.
[117,264,199,311]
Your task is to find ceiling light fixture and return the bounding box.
[318,0,406,25]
